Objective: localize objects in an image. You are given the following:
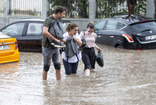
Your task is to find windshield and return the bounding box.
[131,21,156,33]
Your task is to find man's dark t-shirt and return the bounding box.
[42,16,56,48]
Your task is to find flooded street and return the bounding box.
[0,44,156,105]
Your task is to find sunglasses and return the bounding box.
[88,30,94,33]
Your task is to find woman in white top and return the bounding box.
[62,23,82,75]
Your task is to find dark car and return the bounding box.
[94,15,156,49]
[0,19,71,52]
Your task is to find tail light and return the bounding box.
[136,48,142,50]
[122,34,134,43]
[15,41,18,50]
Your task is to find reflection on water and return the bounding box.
[0,62,20,89]
[0,44,156,105]
[0,62,20,78]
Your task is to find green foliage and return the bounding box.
[96,0,125,18]
[134,0,146,15]
[49,0,89,18]
[49,0,147,18]
[96,0,146,18]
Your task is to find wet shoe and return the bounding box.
[51,42,55,46]
[84,69,90,76]
[51,42,66,48]
[54,42,66,48]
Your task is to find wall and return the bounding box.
[0,16,99,31]
[63,18,93,31]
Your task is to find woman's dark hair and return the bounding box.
[66,23,78,32]
[87,21,95,29]
[55,6,66,14]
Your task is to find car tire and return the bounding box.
[116,45,123,49]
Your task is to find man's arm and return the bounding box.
[42,27,60,43]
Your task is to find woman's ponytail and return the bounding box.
[65,23,78,32]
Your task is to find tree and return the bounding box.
[96,0,125,18]
[49,0,89,18]
[49,0,146,18]
[96,0,146,18]
[127,0,137,16]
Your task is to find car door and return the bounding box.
[103,20,119,46]
[95,19,107,44]
[22,22,43,52]
[1,22,26,50]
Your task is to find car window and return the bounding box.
[95,20,106,30]
[27,23,43,36]
[131,21,156,33]
[2,23,25,36]
[117,22,126,29]
[105,20,118,30]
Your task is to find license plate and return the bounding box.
[0,45,9,50]
[145,35,156,40]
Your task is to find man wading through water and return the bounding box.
[42,6,66,80]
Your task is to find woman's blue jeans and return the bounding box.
[63,59,79,75]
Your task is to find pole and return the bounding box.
[146,0,155,18]
[42,0,50,18]
[89,0,96,23]
[4,0,7,25]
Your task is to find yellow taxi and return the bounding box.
[0,31,19,64]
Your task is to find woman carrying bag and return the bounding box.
[80,21,101,76]
[62,23,82,75]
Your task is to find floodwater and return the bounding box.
[0,44,156,105]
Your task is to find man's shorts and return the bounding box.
[42,46,60,71]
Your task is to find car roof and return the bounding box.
[13,19,71,23]
[13,19,45,22]
[100,15,154,25]
[22,19,45,21]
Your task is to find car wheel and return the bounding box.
[116,45,123,49]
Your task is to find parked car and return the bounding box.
[0,31,19,64]
[0,19,71,52]
[94,15,156,49]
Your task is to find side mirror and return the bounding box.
[95,28,99,33]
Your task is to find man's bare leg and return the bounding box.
[43,70,48,80]
[56,69,61,80]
